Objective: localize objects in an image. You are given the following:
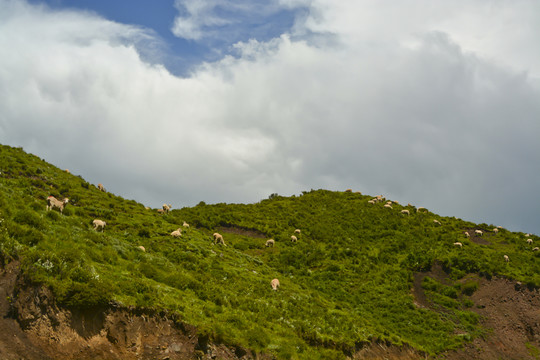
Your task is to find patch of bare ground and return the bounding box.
[218,224,268,238]
[464,228,492,246]
[442,277,540,360]
[412,262,450,309]
[353,342,427,360]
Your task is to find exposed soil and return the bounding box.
[218,225,268,239]
[465,227,493,246]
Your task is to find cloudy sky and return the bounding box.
[1,0,539,234]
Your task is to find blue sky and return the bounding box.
[28,0,300,75]
[1,0,540,234]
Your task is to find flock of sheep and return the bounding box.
[45,186,536,291]
[363,192,538,264]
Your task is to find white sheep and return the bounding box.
[265,239,275,247]
[475,230,483,236]
[93,219,106,232]
[533,247,539,251]
[171,228,182,238]
[291,235,298,242]
[503,254,509,262]
[401,210,410,215]
[46,196,69,213]
[345,189,353,193]
[527,239,533,245]
[65,169,70,174]
[138,245,146,252]
[453,242,463,248]
[183,221,190,228]
[294,229,301,235]
[213,233,226,246]
[384,204,393,209]
[157,209,165,215]
[368,200,376,204]
[162,204,172,214]
[525,233,531,237]
[433,220,441,225]
[464,232,470,238]
[270,278,280,291]
[493,228,499,234]
[97,183,106,192]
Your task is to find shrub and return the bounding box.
[461,281,479,296]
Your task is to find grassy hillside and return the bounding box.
[0,144,539,359]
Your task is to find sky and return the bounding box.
[1,0,539,234]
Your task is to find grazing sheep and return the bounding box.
[183,221,190,228]
[157,209,165,214]
[401,210,410,215]
[368,200,375,204]
[454,242,463,248]
[65,169,70,174]
[294,229,301,234]
[493,228,499,234]
[97,183,106,192]
[162,204,172,214]
[270,278,280,291]
[527,239,533,245]
[464,232,470,238]
[503,254,509,262]
[138,246,146,252]
[475,230,483,236]
[525,233,531,237]
[497,226,503,229]
[533,247,539,251]
[384,204,393,209]
[46,196,69,213]
[93,219,106,232]
[213,233,226,246]
[291,235,298,243]
[170,228,182,238]
[433,220,441,225]
[345,189,352,193]
[265,239,275,247]
[386,201,393,205]
[145,206,150,210]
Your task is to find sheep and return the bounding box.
[265,239,275,247]
[453,242,463,248]
[384,204,393,209]
[93,219,106,232]
[525,233,531,237]
[497,226,503,229]
[270,278,280,291]
[533,247,539,251]
[170,228,182,238]
[368,200,376,204]
[493,228,499,234]
[401,210,410,215]
[157,209,165,215]
[294,229,301,235]
[503,255,509,262]
[291,235,298,243]
[433,220,441,226]
[213,233,226,246]
[46,196,69,213]
[464,231,470,238]
[138,246,146,252]
[345,189,352,193]
[527,239,533,245]
[65,169,70,174]
[386,201,393,205]
[97,183,106,192]
[475,230,483,236]
[183,221,190,228]
[162,204,172,214]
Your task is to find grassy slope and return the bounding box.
[0,144,539,359]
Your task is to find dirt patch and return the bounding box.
[443,277,540,360]
[353,342,426,359]
[411,262,450,309]
[218,224,268,238]
[465,228,492,245]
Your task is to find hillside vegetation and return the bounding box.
[0,144,539,359]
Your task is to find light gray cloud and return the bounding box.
[1,0,539,234]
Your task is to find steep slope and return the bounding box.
[0,144,539,359]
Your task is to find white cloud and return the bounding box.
[1,0,539,234]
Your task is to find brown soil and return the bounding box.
[443,276,540,360]
[465,228,492,246]
[218,225,268,239]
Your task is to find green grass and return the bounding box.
[1,143,539,358]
